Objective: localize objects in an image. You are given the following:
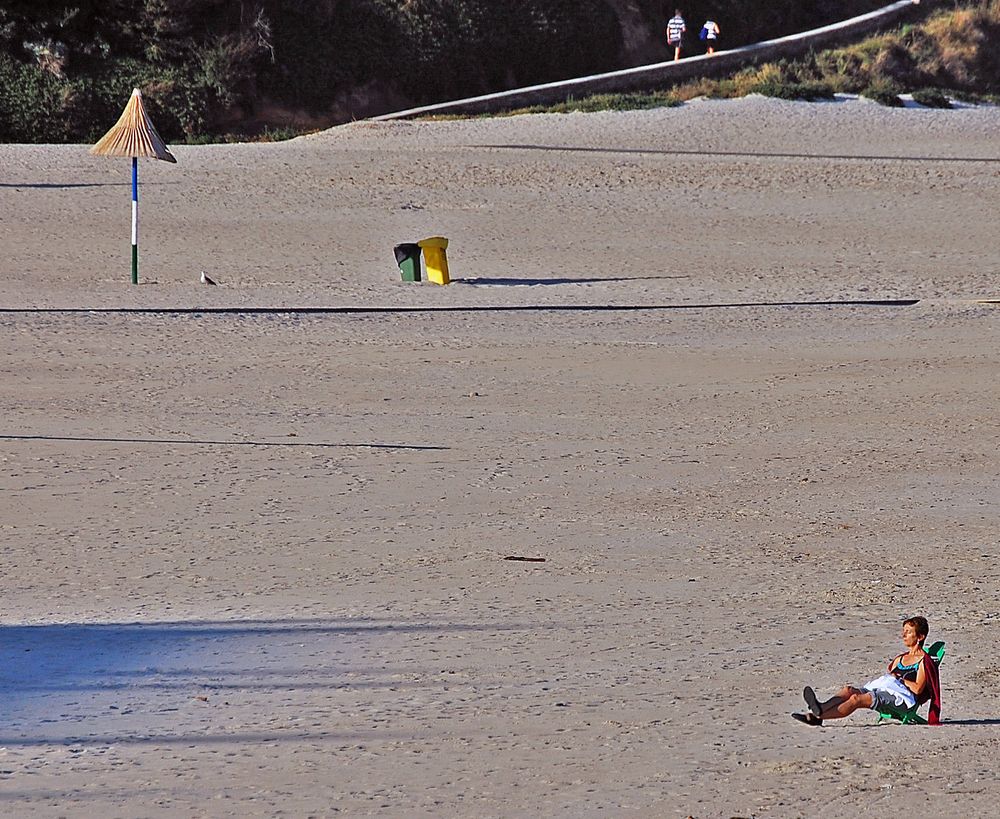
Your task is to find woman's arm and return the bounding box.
[903,657,928,696]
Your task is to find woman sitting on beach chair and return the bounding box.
[793,616,941,726]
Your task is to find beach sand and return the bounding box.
[1,96,999,816]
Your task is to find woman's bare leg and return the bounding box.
[818,686,854,709]
[818,689,873,720]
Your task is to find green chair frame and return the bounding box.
[876,640,945,725]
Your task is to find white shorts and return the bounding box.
[863,674,917,710]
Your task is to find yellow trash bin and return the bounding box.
[418,236,450,285]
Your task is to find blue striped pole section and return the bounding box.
[131,156,138,285]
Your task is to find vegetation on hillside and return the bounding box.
[1,2,998,142]
[496,1,1000,115]
[0,0,894,142]
[1,0,625,142]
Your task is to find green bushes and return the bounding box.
[0,0,628,140]
[504,90,683,116]
[861,77,903,106]
[911,87,952,108]
[257,0,624,110]
[0,52,67,142]
[0,1,276,142]
[752,78,836,101]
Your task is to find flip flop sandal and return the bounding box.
[803,686,822,718]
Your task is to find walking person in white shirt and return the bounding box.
[701,19,721,55]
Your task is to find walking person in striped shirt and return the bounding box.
[666,9,686,61]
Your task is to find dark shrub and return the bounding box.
[862,78,903,106]
[752,78,835,101]
[911,87,952,108]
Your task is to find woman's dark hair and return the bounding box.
[904,616,929,643]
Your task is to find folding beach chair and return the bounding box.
[876,640,944,725]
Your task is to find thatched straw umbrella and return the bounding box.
[91,88,176,284]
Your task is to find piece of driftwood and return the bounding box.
[503,556,547,562]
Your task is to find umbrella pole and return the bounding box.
[131,156,138,285]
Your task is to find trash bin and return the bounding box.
[393,243,421,282]
[418,236,450,285]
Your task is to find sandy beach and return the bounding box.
[1,96,999,816]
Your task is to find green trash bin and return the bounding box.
[394,243,421,282]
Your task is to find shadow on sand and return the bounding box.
[455,275,689,286]
[0,730,422,751]
[0,300,919,316]
[0,182,180,190]
[0,617,535,747]
[475,144,1000,164]
[856,717,1000,728]
[0,434,447,451]
[937,718,1000,726]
